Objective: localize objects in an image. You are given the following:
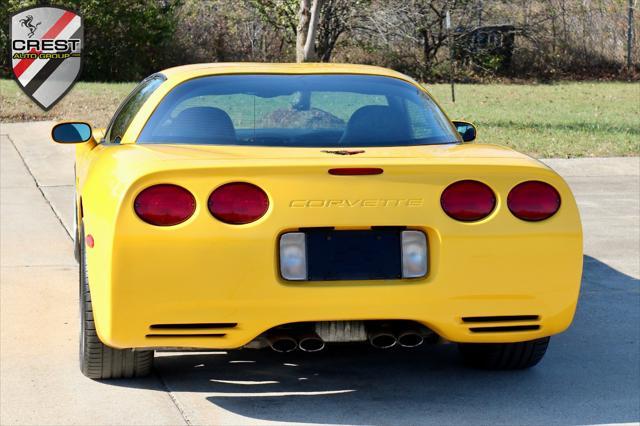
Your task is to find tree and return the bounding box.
[316,0,368,61]
[366,0,474,69]
[297,0,323,61]
[251,0,364,62]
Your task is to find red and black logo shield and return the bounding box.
[10,6,83,111]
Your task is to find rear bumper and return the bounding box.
[116,294,578,349]
[90,226,582,349]
[80,159,583,349]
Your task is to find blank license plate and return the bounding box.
[305,229,402,281]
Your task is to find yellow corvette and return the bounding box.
[52,63,582,379]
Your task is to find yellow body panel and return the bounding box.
[72,63,582,349]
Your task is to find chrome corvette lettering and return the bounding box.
[289,199,424,208]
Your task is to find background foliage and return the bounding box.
[1,0,180,81]
[1,0,638,82]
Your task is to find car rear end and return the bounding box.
[86,146,582,350]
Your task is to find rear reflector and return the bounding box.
[508,181,561,221]
[329,168,383,175]
[440,180,496,222]
[401,230,428,278]
[134,184,196,226]
[208,182,269,224]
[279,232,307,280]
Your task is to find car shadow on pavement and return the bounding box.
[108,255,639,425]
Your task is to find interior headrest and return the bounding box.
[339,105,411,145]
[170,106,236,143]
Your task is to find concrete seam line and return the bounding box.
[6,134,72,241]
[157,373,192,425]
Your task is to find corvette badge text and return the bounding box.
[290,199,424,208]
[10,7,83,110]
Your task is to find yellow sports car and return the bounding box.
[52,63,582,379]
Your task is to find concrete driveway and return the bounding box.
[1,121,638,426]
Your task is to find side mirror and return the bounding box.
[452,121,476,142]
[51,122,92,143]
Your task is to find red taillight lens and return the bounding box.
[208,182,269,224]
[134,184,196,226]
[508,181,561,221]
[441,180,496,222]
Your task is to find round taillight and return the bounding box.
[134,184,196,226]
[508,181,560,221]
[208,182,269,224]
[441,180,496,222]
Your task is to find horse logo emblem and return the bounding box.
[19,15,41,38]
[10,7,83,110]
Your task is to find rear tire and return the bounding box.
[73,198,80,263]
[458,337,550,370]
[79,223,153,379]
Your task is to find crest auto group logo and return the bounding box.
[10,6,83,110]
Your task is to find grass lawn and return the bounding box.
[0,79,134,129]
[428,82,640,158]
[1,79,638,158]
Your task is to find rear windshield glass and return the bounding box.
[138,74,458,147]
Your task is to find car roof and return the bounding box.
[158,62,419,85]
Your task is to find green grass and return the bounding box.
[0,79,135,129]
[1,79,638,157]
[427,82,640,158]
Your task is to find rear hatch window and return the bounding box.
[138,74,458,147]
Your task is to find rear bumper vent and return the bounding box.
[150,323,237,330]
[146,333,226,338]
[462,315,539,323]
[146,322,237,338]
[461,315,540,333]
[468,325,540,333]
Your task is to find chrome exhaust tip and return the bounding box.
[266,333,298,353]
[298,333,325,352]
[397,331,424,348]
[367,324,397,349]
[370,333,397,349]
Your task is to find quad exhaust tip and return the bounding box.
[369,333,397,349]
[258,321,434,352]
[396,330,424,348]
[298,333,326,352]
[367,324,398,349]
[266,333,298,353]
[265,332,327,353]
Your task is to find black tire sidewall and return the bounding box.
[79,222,90,372]
[79,223,85,368]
